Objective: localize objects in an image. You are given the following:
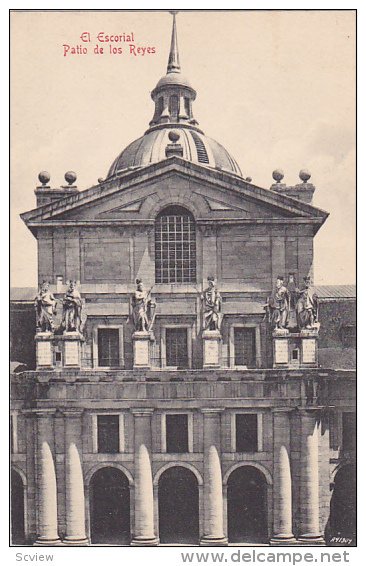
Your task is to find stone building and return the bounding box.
[11,14,356,547]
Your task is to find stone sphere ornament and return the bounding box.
[98,177,104,184]
[168,130,180,143]
[272,169,284,183]
[245,176,252,183]
[65,171,77,185]
[299,169,311,183]
[38,171,50,186]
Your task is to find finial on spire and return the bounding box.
[167,11,180,74]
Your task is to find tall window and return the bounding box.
[98,328,120,367]
[155,206,196,283]
[235,414,258,452]
[166,414,189,453]
[342,412,356,451]
[97,415,120,453]
[169,95,179,117]
[166,327,189,368]
[234,327,256,367]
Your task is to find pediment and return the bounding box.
[200,194,250,213]
[97,195,153,217]
[21,157,328,231]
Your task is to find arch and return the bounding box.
[329,463,356,541]
[226,464,269,544]
[11,468,26,545]
[223,461,273,486]
[11,464,27,487]
[148,196,200,221]
[158,465,200,544]
[85,462,134,486]
[153,461,203,486]
[89,466,131,545]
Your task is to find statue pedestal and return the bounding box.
[272,329,289,367]
[202,330,222,368]
[300,327,319,367]
[133,331,154,369]
[35,333,53,369]
[62,332,83,368]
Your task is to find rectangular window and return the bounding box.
[97,328,120,367]
[155,210,196,284]
[166,414,189,453]
[166,328,189,368]
[342,412,356,451]
[341,325,356,348]
[97,415,120,453]
[235,413,258,452]
[234,327,256,367]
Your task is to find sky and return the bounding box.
[10,9,356,287]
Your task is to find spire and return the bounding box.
[148,11,200,133]
[167,11,180,73]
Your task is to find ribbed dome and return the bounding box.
[107,13,243,180]
[107,127,242,178]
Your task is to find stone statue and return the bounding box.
[62,280,83,333]
[296,276,319,330]
[131,279,156,332]
[201,276,222,331]
[265,275,289,330]
[34,281,57,332]
[287,272,300,328]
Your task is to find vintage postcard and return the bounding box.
[9,7,356,562]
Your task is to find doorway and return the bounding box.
[158,466,199,544]
[11,469,25,545]
[227,465,267,543]
[90,467,130,545]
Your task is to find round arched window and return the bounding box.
[155,206,196,283]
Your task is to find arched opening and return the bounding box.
[330,464,356,541]
[155,205,196,284]
[90,467,130,545]
[11,469,25,545]
[158,466,199,544]
[227,465,268,543]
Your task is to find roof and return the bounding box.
[107,127,242,178]
[313,285,356,299]
[10,287,37,301]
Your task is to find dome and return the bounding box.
[153,71,194,92]
[107,127,242,178]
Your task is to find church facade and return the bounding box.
[11,14,356,547]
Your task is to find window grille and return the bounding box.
[166,327,189,368]
[155,206,196,283]
[234,327,256,367]
[97,328,120,367]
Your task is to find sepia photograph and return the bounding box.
[9,7,356,554]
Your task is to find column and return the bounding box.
[298,409,324,544]
[131,409,158,546]
[200,408,227,546]
[270,410,296,545]
[34,410,60,545]
[63,410,88,545]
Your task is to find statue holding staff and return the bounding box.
[201,276,222,331]
[62,280,83,333]
[34,281,57,332]
[131,279,156,332]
